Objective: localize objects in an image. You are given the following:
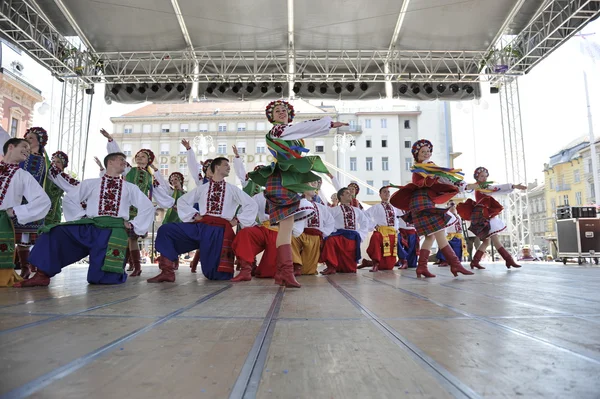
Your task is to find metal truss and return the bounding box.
[499,77,532,255]
[57,78,92,179]
[0,0,97,83]
[489,0,600,84]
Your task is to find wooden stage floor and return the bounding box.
[1,261,599,398]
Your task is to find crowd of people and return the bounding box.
[0,100,528,289]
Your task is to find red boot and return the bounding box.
[440,245,474,277]
[470,250,486,269]
[320,262,337,275]
[276,244,300,288]
[125,248,133,271]
[369,260,379,272]
[13,270,50,287]
[231,259,253,282]
[147,257,176,283]
[357,259,373,269]
[17,247,32,279]
[398,259,408,269]
[293,263,302,277]
[416,249,435,278]
[129,249,142,277]
[190,251,199,273]
[498,247,521,268]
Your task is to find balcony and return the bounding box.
[555,184,571,192]
[339,125,363,133]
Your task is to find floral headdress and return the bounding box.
[52,151,69,168]
[202,159,213,175]
[411,139,432,161]
[265,100,295,124]
[169,172,184,186]
[25,127,48,149]
[135,148,155,165]
[348,182,360,195]
[473,166,489,181]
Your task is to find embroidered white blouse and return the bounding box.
[328,204,369,241]
[305,200,335,237]
[0,163,51,224]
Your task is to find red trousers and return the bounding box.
[366,231,397,270]
[321,235,358,273]
[232,226,277,278]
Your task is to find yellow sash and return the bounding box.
[261,220,279,232]
[377,225,398,257]
[447,232,468,257]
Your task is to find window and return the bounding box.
[160,164,169,177]
[350,157,357,171]
[124,124,133,134]
[315,140,324,153]
[404,140,411,148]
[122,143,132,156]
[574,169,580,183]
[256,122,266,131]
[349,120,357,129]
[237,141,246,154]
[217,143,227,154]
[366,157,373,171]
[180,123,189,133]
[256,142,266,154]
[563,195,569,206]
[404,120,411,129]
[365,119,371,128]
[160,143,169,155]
[382,157,389,171]
[161,124,170,133]
[179,143,187,154]
[237,123,247,132]
[382,180,390,187]
[366,138,372,148]
[405,157,412,171]
[218,123,227,132]
[142,124,151,133]
[549,178,554,190]
[179,163,187,177]
[380,118,387,128]
[575,191,582,205]
[10,118,18,137]
[199,123,208,132]
[551,198,556,211]
[367,181,374,195]
[381,137,388,148]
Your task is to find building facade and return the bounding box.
[527,181,547,250]
[0,41,43,137]
[579,138,600,205]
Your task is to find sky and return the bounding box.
[18,18,600,183]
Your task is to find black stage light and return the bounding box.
[346,83,355,92]
[111,84,121,95]
[307,83,316,93]
[319,83,328,94]
[293,82,302,94]
[246,82,256,93]
[359,82,368,91]
[274,83,283,94]
[398,84,408,94]
[165,83,173,92]
[232,83,242,93]
[423,83,433,94]
[411,83,420,94]
[176,83,185,93]
[449,84,459,93]
[463,84,474,94]
[333,82,342,94]
[436,83,446,93]
[125,84,135,94]
[151,84,160,92]
[260,82,269,93]
[490,86,499,94]
[218,83,229,93]
[206,83,217,94]
[85,87,94,95]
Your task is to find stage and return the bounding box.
[1,261,599,398]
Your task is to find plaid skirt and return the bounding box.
[469,206,507,239]
[264,172,315,224]
[401,189,451,236]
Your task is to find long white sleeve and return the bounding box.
[107,139,121,154]
[12,171,51,224]
[270,117,333,140]
[356,209,369,242]
[186,149,201,186]
[488,183,514,195]
[364,206,377,231]
[177,188,201,222]
[230,186,258,228]
[152,171,173,196]
[62,180,94,221]
[331,176,341,191]
[233,157,248,187]
[152,180,176,208]
[48,164,80,194]
[127,183,154,236]
[320,203,335,237]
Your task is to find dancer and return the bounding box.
[347,182,364,210]
[15,152,154,287]
[390,139,475,278]
[457,167,527,269]
[100,129,174,277]
[291,180,334,276]
[232,145,262,197]
[148,157,258,283]
[247,100,347,287]
[363,186,399,272]
[435,202,467,266]
[320,187,369,275]
[395,209,419,269]
[0,138,51,286]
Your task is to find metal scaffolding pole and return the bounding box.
[499,77,532,255]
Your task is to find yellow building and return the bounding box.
[543,136,590,239]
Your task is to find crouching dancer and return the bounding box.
[15,152,154,287]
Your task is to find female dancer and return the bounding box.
[457,167,526,269]
[390,139,475,278]
[248,100,347,287]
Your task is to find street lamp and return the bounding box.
[331,133,356,153]
[193,134,216,159]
